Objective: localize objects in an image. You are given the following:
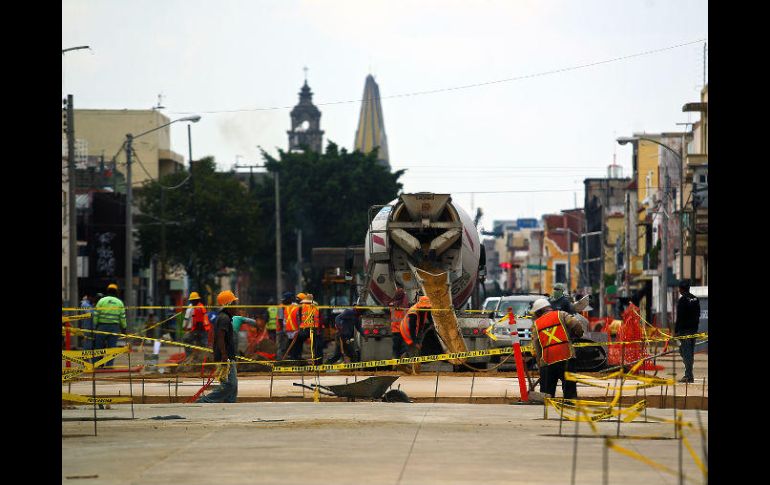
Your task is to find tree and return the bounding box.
[253,142,404,291]
[136,157,265,296]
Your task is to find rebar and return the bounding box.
[469,374,475,403]
[433,371,440,403]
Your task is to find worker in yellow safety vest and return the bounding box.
[389,288,409,358]
[399,295,433,356]
[529,298,584,400]
[296,293,324,365]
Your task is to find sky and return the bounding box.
[62,0,707,234]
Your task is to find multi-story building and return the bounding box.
[618,131,689,324]
[583,165,631,317]
[681,85,708,285]
[542,211,583,295]
[68,109,188,314]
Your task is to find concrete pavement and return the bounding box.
[62,402,707,485]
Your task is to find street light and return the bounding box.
[616,135,680,334]
[124,114,201,328]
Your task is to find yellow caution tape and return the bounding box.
[62,368,85,382]
[62,313,93,322]
[61,392,133,404]
[61,346,129,378]
[606,439,699,484]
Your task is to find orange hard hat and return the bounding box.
[416,295,431,307]
[216,290,238,307]
[296,292,307,301]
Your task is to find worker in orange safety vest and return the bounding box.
[389,288,409,358]
[182,292,209,355]
[283,294,302,361]
[529,298,584,400]
[399,295,433,356]
[296,293,324,365]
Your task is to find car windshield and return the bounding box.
[483,299,499,311]
[497,301,534,316]
[330,296,350,306]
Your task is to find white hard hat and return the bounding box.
[531,298,552,314]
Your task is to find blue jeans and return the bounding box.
[94,324,120,367]
[197,362,238,403]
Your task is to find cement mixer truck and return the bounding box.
[357,193,494,368]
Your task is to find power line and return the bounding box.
[171,38,706,115]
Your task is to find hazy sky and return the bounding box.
[62,0,707,233]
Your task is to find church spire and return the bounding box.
[288,70,324,153]
[354,74,390,169]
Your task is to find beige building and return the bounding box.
[71,110,186,187]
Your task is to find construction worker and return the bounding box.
[284,293,302,361]
[92,283,127,367]
[276,292,294,360]
[675,279,700,383]
[231,310,258,355]
[266,298,278,343]
[389,288,409,358]
[78,294,94,351]
[549,283,576,314]
[326,306,363,364]
[197,290,239,403]
[296,293,324,365]
[529,298,584,400]
[399,295,433,357]
[182,292,209,355]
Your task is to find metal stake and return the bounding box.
[175,374,179,402]
[128,347,135,419]
[678,412,684,485]
[684,381,689,410]
[603,438,609,485]
[269,370,274,399]
[168,380,172,403]
[433,371,440,403]
[142,376,145,404]
[700,377,706,410]
[469,374,475,403]
[570,404,580,485]
[558,398,565,435]
[301,374,306,398]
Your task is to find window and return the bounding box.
[554,263,567,284]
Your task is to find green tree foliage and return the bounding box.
[254,142,404,283]
[136,157,264,293]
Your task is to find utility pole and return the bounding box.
[66,95,78,309]
[125,134,134,328]
[235,160,283,300]
[661,166,670,333]
[275,169,283,301]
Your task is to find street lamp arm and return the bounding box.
[62,45,91,54]
[617,136,681,160]
[131,115,200,140]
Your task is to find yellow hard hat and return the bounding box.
[189,291,201,301]
[216,290,238,307]
[296,292,307,301]
[107,283,118,291]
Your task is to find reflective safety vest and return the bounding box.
[284,304,299,332]
[266,306,277,331]
[400,304,430,346]
[191,302,209,332]
[299,303,320,329]
[93,296,127,330]
[390,306,406,333]
[534,310,573,365]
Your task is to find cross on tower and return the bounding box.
[303,66,308,82]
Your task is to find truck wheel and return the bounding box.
[382,389,411,403]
